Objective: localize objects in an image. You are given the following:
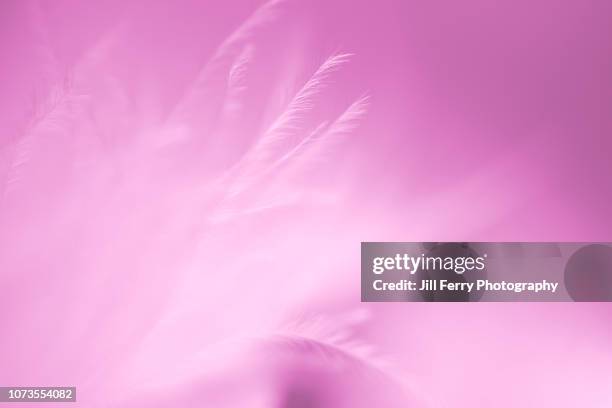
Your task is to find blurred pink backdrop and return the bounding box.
[1,0,612,406]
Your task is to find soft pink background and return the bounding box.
[1,0,612,406]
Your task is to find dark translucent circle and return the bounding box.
[416,242,487,302]
[281,387,323,408]
[564,244,612,301]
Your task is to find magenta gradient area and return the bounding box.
[1,1,612,407]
